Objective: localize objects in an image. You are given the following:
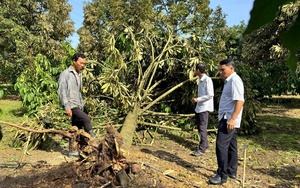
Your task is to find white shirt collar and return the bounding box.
[200,74,207,82]
[225,72,236,83]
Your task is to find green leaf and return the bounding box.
[281,11,300,72]
[0,90,4,99]
[27,93,34,102]
[165,106,171,113]
[102,83,110,93]
[244,0,293,35]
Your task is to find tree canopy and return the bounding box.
[243,1,300,96]
[0,0,74,83]
[244,0,300,71]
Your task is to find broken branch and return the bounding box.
[0,120,72,138]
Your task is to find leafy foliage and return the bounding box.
[14,50,69,115]
[243,2,300,97]
[236,63,262,135]
[5,0,298,142]
[79,0,230,114]
[75,0,267,140]
[244,0,300,71]
[10,44,76,150]
[0,89,4,99]
[0,0,74,83]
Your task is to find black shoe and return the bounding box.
[209,175,227,185]
[228,174,236,179]
[191,150,205,156]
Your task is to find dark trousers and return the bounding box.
[71,107,92,132]
[216,118,238,178]
[195,111,209,152]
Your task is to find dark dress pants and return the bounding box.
[71,107,92,132]
[195,111,209,152]
[216,117,238,178]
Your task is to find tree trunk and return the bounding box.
[120,78,198,150]
[119,107,138,150]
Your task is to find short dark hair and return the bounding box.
[72,53,86,62]
[196,63,206,73]
[219,59,235,68]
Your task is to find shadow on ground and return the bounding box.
[140,148,214,179]
[247,115,300,152]
[252,165,300,188]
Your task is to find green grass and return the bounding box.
[0,100,28,149]
[0,100,27,123]
[0,100,68,151]
[246,115,300,152]
[237,96,300,153]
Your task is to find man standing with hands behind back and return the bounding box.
[209,59,244,185]
[191,63,214,156]
[58,53,96,157]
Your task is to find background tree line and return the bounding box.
[0,0,299,148]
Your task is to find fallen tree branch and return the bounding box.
[137,121,217,133]
[19,132,32,164]
[143,111,194,117]
[138,121,182,131]
[100,181,111,188]
[140,77,197,114]
[144,111,218,117]
[0,120,72,138]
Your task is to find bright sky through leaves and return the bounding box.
[67,0,254,48]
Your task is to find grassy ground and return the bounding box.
[0,100,27,123]
[0,100,28,149]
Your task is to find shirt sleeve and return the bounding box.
[232,77,244,101]
[197,77,214,102]
[58,72,71,110]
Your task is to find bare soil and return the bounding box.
[0,101,300,188]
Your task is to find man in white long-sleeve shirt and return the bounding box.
[191,63,214,156]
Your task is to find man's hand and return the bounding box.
[227,118,235,131]
[192,98,198,103]
[65,109,72,117]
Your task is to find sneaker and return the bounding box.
[68,150,79,158]
[191,150,205,156]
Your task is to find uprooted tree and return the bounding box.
[78,0,232,150]
[4,0,263,153]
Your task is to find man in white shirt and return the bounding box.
[209,59,244,185]
[191,63,214,156]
